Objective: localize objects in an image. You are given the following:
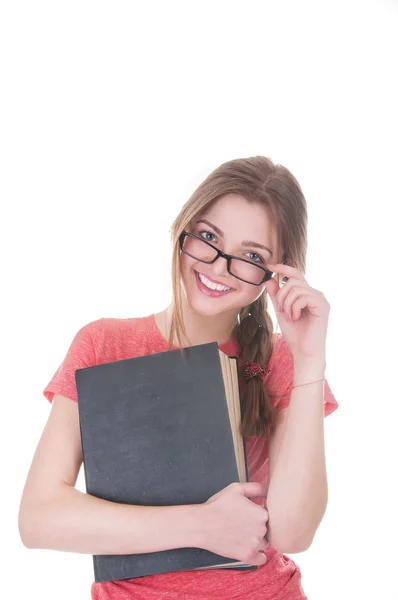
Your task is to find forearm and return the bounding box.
[20,483,204,555]
[266,358,328,552]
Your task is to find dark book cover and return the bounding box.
[75,342,257,583]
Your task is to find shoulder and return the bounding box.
[79,314,158,363]
[43,315,154,405]
[80,315,147,339]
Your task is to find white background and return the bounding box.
[2,1,397,598]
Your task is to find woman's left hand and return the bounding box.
[264,263,330,361]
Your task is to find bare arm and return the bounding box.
[18,394,204,555]
[20,483,204,555]
[266,358,328,552]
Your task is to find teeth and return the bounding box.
[198,272,231,292]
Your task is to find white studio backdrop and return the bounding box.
[1,1,397,598]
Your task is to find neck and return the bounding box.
[164,299,240,348]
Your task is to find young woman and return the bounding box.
[19,156,339,600]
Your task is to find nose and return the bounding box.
[209,253,231,279]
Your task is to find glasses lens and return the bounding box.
[182,235,218,263]
[230,258,266,285]
[182,235,267,284]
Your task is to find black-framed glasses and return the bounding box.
[179,231,280,286]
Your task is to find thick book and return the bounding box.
[75,341,257,583]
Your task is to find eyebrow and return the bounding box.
[196,219,274,258]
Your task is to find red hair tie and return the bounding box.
[243,362,272,383]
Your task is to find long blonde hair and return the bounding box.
[167,156,308,439]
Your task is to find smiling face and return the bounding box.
[180,193,278,318]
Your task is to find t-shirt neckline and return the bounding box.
[149,313,239,355]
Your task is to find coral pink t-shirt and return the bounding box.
[43,313,339,600]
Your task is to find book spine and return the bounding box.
[232,356,250,483]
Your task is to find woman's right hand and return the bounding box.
[200,482,270,566]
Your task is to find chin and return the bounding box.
[181,268,240,317]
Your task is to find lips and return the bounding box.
[194,270,235,297]
[195,271,234,290]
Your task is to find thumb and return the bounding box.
[264,275,280,306]
[247,550,267,567]
[239,482,267,499]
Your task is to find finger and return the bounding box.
[291,294,310,321]
[264,276,282,302]
[246,547,268,566]
[239,482,267,499]
[282,286,309,320]
[266,277,293,311]
[258,537,270,553]
[277,284,308,316]
[268,263,306,281]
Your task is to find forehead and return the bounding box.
[195,194,277,246]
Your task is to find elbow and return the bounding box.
[20,533,35,550]
[18,522,34,549]
[270,534,313,554]
[268,500,328,554]
[267,526,315,554]
[281,535,314,554]
[18,506,41,549]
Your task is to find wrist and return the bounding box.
[293,356,326,381]
[182,503,209,549]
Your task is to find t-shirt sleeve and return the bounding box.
[266,335,339,417]
[43,322,98,404]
